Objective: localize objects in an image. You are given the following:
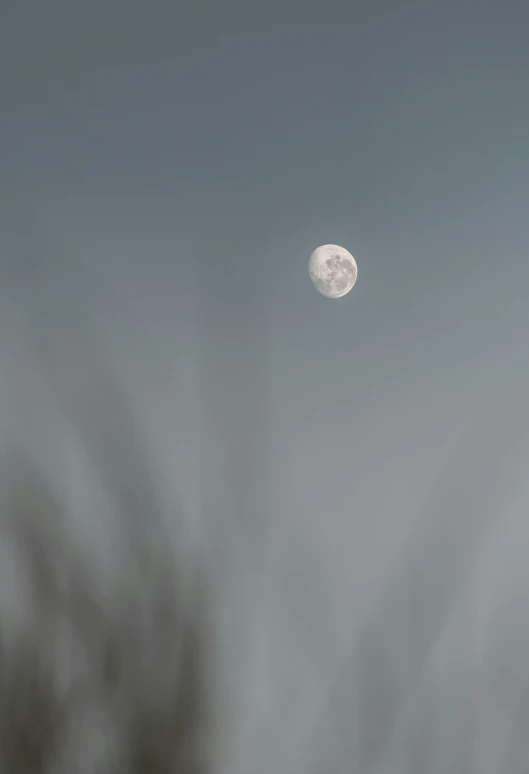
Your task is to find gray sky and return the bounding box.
[2,2,529,772]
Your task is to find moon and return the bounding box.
[308,244,358,299]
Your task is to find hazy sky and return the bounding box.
[2,2,529,772]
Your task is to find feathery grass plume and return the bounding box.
[0,306,209,774]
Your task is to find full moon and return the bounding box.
[308,244,358,299]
